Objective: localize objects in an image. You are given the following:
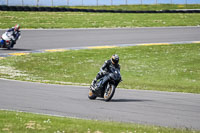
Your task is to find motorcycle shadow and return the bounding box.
[109,99,152,102]
[97,98,152,102]
[0,48,32,51]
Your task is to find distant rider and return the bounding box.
[5,24,21,48]
[91,54,120,89]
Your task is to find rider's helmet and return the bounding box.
[111,54,119,65]
[14,24,20,31]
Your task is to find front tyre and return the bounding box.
[104,83,116,102]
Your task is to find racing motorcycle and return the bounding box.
[0,32,20,49]
[88,67,122,101]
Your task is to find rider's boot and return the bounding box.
[10,40,16,48]
[91,79,97,87]
[90,73,103,90]
[91,78,97,90]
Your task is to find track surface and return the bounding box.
[0,27,200,54]
[0,27,200,130]
[0,79,200,130]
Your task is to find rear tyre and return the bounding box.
[7,43,12,50]
[104,83,115,102]
[88,89,97,100]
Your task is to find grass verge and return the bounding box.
[0,43,200,93]
[0,110,199,133]
[0,11,200,29]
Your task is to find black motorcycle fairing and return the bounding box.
[94,76,108,97]
[93,67,121,98]
[109,68,121,85]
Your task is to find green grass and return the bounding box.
[0,44,200,93]
[0,110,199,133]
[0,11,200,29]
[70,4,200,11]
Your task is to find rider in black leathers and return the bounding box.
[6,24,21,48]
[91,54,120,89]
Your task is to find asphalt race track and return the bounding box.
[0,79,200,130]
[0,27,200,130]
[0,27,200,54]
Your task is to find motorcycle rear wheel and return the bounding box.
[6,43,12,50]
[104,83,115,101]
[88,88,97,100]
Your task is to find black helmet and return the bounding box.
[111,54,119,64]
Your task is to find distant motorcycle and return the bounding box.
[88,67,122,101]
[0,32,20,49]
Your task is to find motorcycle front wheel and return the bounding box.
[104,83,116,102]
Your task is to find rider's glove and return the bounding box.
[101,70,107,75]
